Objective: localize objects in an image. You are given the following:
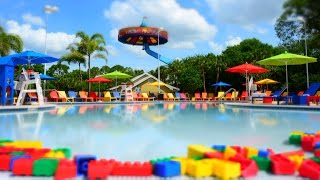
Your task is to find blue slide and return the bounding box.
[143,43,171,64]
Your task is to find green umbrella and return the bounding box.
[257,51,317,96]
[102,71,132,86]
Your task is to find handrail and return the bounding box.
[218,88,237,101]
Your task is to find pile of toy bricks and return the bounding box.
[1,133,319,179]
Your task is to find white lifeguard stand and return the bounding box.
[120,83,133,101]
[16,69,44,106]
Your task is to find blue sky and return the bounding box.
[0,0,285,72]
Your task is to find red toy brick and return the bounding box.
[299,159,320,179]
[204,151,224,159]
[267,148,275,156]
[315,150,320,158]
[0,154,11,170]
[270,154,295,175]
[230,146,242,153]
[12,158,34,176]
[112,161,152,176]
[88,159,115,179]
[55,159,77,180]
[229,156,258,177]
[277,149,304,158]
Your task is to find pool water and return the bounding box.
[1,102,319,162]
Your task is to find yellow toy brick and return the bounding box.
[211,159,241,179]
[288,155,304,170]
[9,141,42,149]
[44,151,65,159]
[244,146,258,158]
[187,144,215,158]
[186,160,212,177]
[223,146,237,159]
[290,131,304,136]
[171,157,191,174]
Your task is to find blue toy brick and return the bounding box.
[211,145,226,152]
[10,155,31,170]
[314,142,320,150]
[154,160,180,177]
[74,155,96,176]
[258,150,269,158]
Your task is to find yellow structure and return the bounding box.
[186,160,212,177]
[223,146,237,159]
[211,159,241,179]
[44,151,65,158]
[3,141,42,149]
[171,157,190,175]
[187,144,216,158]
[288,155,304,170]
[244,146,259,158]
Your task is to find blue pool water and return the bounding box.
[0,102,320,162]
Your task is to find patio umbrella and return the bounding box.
[30,74,57,80]
[257,51,317,95]
[102,71,132,86]
[86,77,112,96]
[5,50,59,65]
[148,81,168,87]
[212,81,231,91]
[255,78,279,90]
[226,62,269,97]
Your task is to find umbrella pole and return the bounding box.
[286,62,289,101]
[246,71,248,100]
[99,82,101,97]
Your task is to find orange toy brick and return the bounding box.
[112,161,152,176]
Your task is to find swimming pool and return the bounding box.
[1,102,319,162]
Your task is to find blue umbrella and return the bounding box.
[30,74,56,80]
[212,81,231,91]
[4,50,59,65]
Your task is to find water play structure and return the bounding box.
[118,17,171,64]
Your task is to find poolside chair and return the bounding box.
[57,91,74,102]
[214,91,225,100]
[240,91,248,100]
[194,93,201,100]
[222,93,232,100]
[103,91,115,102]
[180,93,189,100]
[132,92,142,101]
[68,91,83,102]
[163,93,169,101]
[142,93,155,101]
[79,91,94,102]
[167,93,176,101]
[49,91,65,102]
[208,93,214,101]
[27,92,38,102]
[228,91,239,101]
[201,92,210,101]
[112,91,121,101]
[89,92,103,101]
[175,92,181,101]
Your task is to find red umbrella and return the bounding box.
[226,62,269,98]
[86,77,112,96]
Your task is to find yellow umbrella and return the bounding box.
[148,81,168,86]
[255,78,279,90]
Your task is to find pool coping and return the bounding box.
[224,102,320,111]
[0,104,57,113]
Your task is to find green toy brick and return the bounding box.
[10,151,25,156]
[53,148,71,159]
[150,156,176,164]
[310,157,320,164]
[0,139,13,143]
[288,134,302,145]
[191,156,203,160]
[251,156,271,171]
[32,158,59,176]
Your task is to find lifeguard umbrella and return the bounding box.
[257,51,317,96]
[86,77,112,96]
[226,62,269,97]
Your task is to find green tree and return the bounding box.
[0,26,23,56]
[60,46,86,82]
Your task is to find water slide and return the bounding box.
[143,43,171,64]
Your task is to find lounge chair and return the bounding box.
[208,93,214,101]
[103,91,115,102]
[222,93,232,100]
[240,91,248,100]
[167,93,177,101]
[175,92,181,101]
[57,91,74,102]
[68,91,83,102]
[180,93,189,100]
[79,91,94,102]
[214,91,225,100]
[201,92,210,100]
[132,92,143,101]
[112,92,121,101]
[50,91,65,102]
[194,93,201,100]
[142,93,155,101]
[89,92,103,101]
[27,92,38,102]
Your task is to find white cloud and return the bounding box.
[243,24,268,34]
[208,41,224,55]
[22,13,44,26]
[104,0,217,52]
[225,36,242,47]
[106,45,118,56]
[6,20,76,58]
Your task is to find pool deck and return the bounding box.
[0,104,56,112]
[225,102,320,111]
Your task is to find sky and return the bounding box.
[0,0,286,72]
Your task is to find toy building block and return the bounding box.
[289,134,302,145]
[74,155,96,176]
[277,149,305,158]
[154,160,181,177]
[223,146,237,159]
[45,151,65,159]
[315,149,320,158]
[258,149,269,158]
[204,151,224,159]
[0,146,18,155]
[270,154,295,175]
[53,148,71,159]
[0,139,13,143]
[288,155,304,170]
[33,158,59,176]
[112,161,152,176]
[301,135,320,152]
[171,157,190,175]
[150,156,175,164]
[55,159,77,180]
[250,156,271,171]
[230,146,243,154]
[0,154,11,170]
[311,157,320,164]
[299,159,320,179]
[87,159,115,179]
[244,147,259,158]
[241,159,259,177]
[212,145,226,152]
[9,155,31,170]
[211,159,241,179]
[186,160,212,177]
[187,144,216,158]
[10,151,25,156]
[12,157,34,176]
[10,141,42,149]
[315,142,320,150]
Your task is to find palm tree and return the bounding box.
[60,44,86,82]
[76,31,108,79]
[0,26,23,56]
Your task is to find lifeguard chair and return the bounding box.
[0,57,15,105]
[120,83,133,101]
[16,68,44,106]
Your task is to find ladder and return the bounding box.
[121,84,133,101]
[16,69,44,106]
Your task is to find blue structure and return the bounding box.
[0,56,15,105]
